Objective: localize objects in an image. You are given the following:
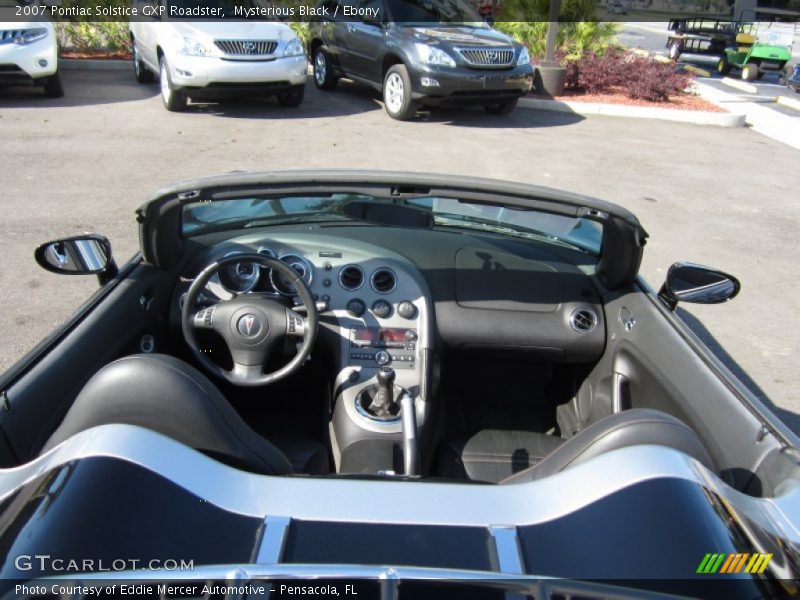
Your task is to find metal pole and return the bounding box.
[544,0,560,64]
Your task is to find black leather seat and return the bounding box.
[40,354,329,476]
[437,408,715,484]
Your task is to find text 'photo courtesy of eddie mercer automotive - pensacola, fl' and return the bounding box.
[1,0,800,598]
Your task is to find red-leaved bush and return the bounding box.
[564,51,694,102]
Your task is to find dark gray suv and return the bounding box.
[308,0,535,120]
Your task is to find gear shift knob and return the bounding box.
[377,366,396,388]
[369,367,396,417]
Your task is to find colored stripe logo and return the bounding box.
[696,552,772,574]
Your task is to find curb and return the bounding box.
[776,94,800,111]
[518,97,745,127]
[60,59,130,71]
[720,77,758,94]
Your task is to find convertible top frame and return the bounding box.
[136,170,648,291]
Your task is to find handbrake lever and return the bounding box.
[400,392,419,476]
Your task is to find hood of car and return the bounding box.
[405,25,516,47]
[171,21,294,42]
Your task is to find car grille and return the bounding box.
[214,39,278,57]
[457,47,514,68]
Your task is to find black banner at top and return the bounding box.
[3,0,799,23]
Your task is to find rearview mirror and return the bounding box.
[35,234,118,284]
[658,262,740,311]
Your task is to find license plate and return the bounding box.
[483,75,509,89]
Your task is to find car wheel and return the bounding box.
[43,70,64,98]
[484,98,518,115]
[277,85,305,107]
[313,48,337,91]
[717,57,731,76]
[383,64,416,121]
[668,40,682,61]
[132,39,154,84]
[159,56,187,112]
[742,63,759,81]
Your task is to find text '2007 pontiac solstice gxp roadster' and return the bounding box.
[0,170,798,599]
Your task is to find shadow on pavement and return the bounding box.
[676,307,800,435]
[322,80,584,128]
[0,69,157,108]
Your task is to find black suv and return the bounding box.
[308,0,534,120]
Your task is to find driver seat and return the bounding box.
[40,354,329,476]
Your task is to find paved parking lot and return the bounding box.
[1,68,799,432]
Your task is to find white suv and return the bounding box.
[129,9,307,111]
[0,13,62,98]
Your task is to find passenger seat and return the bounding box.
[437,408,715,484]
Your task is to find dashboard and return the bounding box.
[172,232,433,376]
[172,225,607,378]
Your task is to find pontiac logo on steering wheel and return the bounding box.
[237,314,261,337]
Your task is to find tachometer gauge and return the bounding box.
[270,254,314,296]
[218,256,260,294]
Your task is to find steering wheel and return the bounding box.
[181,253,319,387]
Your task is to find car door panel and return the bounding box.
[574,283,789,494]
[0,263,173,463]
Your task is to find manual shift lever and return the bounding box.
[369,367,396,417]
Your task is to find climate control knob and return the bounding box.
[371,299,392,319]
[374,351,391,366]
[346,298,366,317]
[397,300,417,319]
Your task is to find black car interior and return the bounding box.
[1,176,796,500]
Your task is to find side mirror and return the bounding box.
[34,234,118,284]
[658,262,740,311]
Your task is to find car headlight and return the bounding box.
[176,36,215,57]
[282,37,305,57]
[517,46,530,66]
[14,28,48,46]
[415,43,456,68]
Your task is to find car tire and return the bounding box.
[43,70,64,98]
[668,40,682,61]
[159,56,187,112]
[484,98,518,115]
[277,85,305,107]
[717,57,731,76]
[742,63,759,81]
[132,38,154,84]
[383,64,416,121]
[313,48,338,91]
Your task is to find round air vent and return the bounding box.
[570,307,598,334]
[371,268,396,294]
[339,265,365,291]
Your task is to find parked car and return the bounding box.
[0,4,62,98]
[783,58,800,92]
[129,1,307,111]
[2,171,798,597]
[308,0,534,120]
[609,1,627,15]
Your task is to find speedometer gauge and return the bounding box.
[270,254,314,296]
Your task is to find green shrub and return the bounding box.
[494,0,620,60]
[62,22,130,53]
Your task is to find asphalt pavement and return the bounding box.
[1,68,799,434]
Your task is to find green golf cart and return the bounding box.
[716,22,794,81]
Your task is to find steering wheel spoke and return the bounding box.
[285,309,307,338]
[192,306,217,330]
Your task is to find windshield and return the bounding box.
[386,0,484,25]
[182,194,603,254]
